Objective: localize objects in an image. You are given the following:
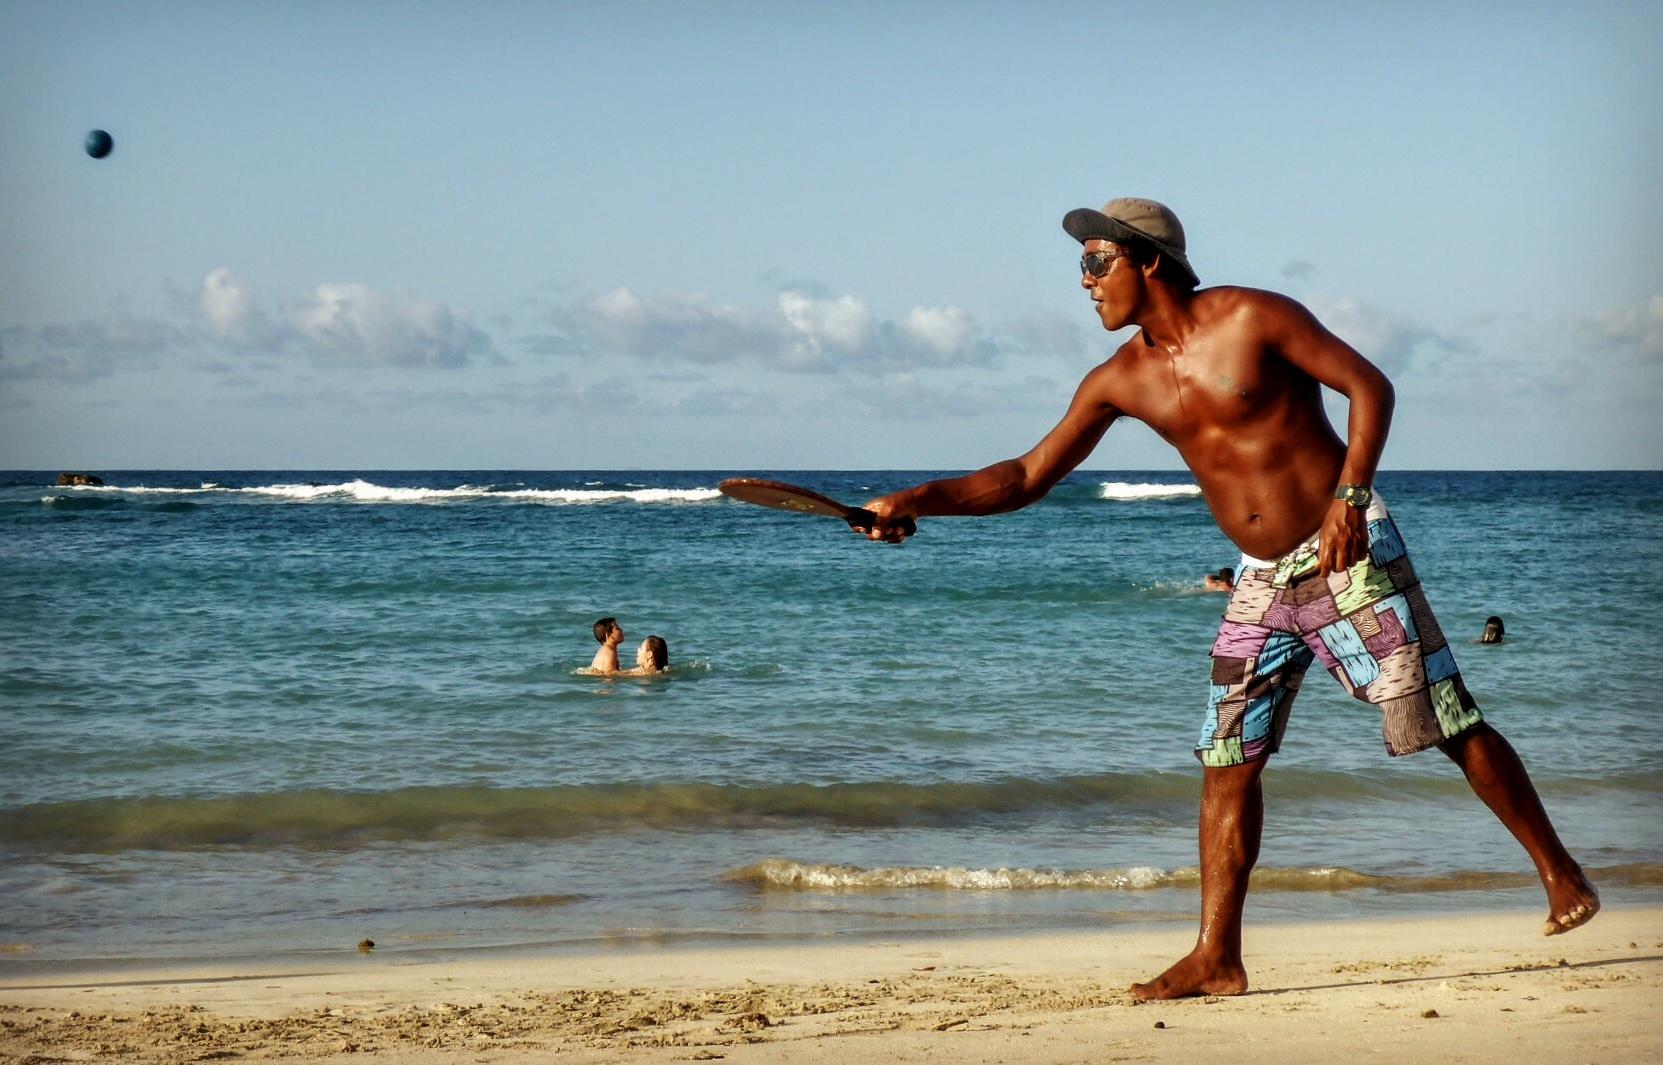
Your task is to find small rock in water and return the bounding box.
[357,938,375,953]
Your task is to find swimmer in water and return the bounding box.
[587,617,624,674]
[1203,567,1235,592]
[628,635,670,675]
[1480,616,1505,645]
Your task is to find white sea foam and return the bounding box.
[56,480,722,505]
[730,858,1181,891]
[726,859,1447,893]
[1098,481,1202,501]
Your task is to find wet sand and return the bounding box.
[3,907,1658,1063]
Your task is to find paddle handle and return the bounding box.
[846,509,917,537]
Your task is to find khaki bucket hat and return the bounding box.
[1062,197,1199,287]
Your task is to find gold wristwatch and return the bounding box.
[1334,484,1373,508]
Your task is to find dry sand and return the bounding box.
[2,906,1658,1064]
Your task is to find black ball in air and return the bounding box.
[85,129,114,159]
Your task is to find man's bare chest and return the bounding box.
[1114,343,1297,442]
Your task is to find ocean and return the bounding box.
[1,470,1659,968]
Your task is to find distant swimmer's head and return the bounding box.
[594,617,623,645]
[1480,616,1505,644]
[637,635,669,672]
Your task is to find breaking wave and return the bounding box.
[49,480,722,506]
[725,858,1663,894]
[1098,481,1203,501]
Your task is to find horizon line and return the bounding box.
[8,467,1661,475]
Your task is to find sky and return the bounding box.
[2,1,1660,471]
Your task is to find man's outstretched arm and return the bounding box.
[857,363,1122,542]
[1261,293,1396,572]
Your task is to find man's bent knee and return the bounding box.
[1437,719,1498,759]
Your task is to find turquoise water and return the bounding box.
[1,470,1659,964]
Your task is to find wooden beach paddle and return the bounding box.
[717,477,916,537]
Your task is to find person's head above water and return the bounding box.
[636,635,669,672]
[1481,616,1505,644]
[593,617,623,645]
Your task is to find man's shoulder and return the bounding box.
[1194,284,1306,316]
[1192,286,1319,338]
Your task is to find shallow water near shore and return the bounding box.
[1,469,1659,965]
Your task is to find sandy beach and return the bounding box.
[3,906,1658,1063]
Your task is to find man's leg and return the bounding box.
[1131,758,1266,1000]
[1439,722,1599,934]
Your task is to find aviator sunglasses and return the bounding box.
[1079,248,1130,277]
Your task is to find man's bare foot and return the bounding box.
[1129,949,1248,1001]
[1542,872,1600,936]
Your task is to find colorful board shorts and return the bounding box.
[1196,497,1483,767]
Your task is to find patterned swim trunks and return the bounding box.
[1196,497,1483,767]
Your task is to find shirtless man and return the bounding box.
[856,198,1599,1000]
[589,617,625,674]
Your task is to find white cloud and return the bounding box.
[199,266,498,368]
[575,287,769,365]
[285,284,493,368]
[199,267,283,349]
[200,267,256,337]
[1585,294,1663,361]
[1005,310,1097,365]
[1306,296,1472,375]
[839,374,1067,420]
[3,272,499,385]
[898,306,974,356]
[778,291,874,367]
[0,315,186,381]
[38,314,186,357]
[527,287,1001,374]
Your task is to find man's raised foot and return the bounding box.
[1542,869,1600,936]
[1129,949,1248,1001]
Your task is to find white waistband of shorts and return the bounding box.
[1237,491,1389,571]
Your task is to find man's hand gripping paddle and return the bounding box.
[717,478,916,539]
